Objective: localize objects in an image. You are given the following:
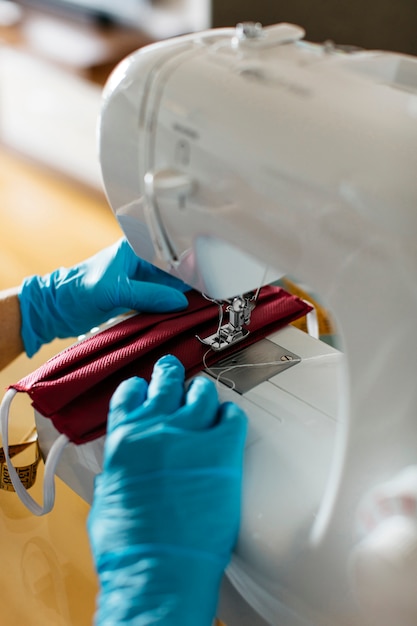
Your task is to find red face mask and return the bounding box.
[0,287,311,514]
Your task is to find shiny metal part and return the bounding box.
[205,338,301,394]
[198,293,256,351]
[235,22,263,40]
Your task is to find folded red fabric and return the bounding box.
[11,287,311,444]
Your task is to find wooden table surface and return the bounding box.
[0,148,121,626]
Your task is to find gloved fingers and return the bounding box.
[115,278,188,313]
[144,355,186,416]
[169,376,219,431]
[216,401,248,456]
[119,237,190,292]
[78,240,122,282]
[133,262,191,293]
[218,399,247,422]
[107,376,149,430]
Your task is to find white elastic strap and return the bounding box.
[0,388,69,516]
[304,300,319,339]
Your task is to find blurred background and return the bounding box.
[0,1,415,624]
[1,0,416,192]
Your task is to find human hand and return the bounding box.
[18,238,189,356]
[88,355,247,626]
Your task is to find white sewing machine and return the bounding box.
[35,22,417,626]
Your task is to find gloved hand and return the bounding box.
[19,238,189,357]
[88,355,247,626]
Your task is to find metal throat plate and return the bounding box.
[205,338,300,394]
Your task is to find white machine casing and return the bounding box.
[66,23,417,626]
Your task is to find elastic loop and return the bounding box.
[0,388,69,515]
[304,300,319,339]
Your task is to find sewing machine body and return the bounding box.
[99,23,416,297]
[41,23,417,625]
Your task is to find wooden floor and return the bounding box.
[0,147,121,626]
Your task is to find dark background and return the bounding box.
[212,0,417,55]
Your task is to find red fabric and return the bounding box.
[11,287,311,444]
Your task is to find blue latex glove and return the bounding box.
[18,238,189,357]
[88,355,247,626]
